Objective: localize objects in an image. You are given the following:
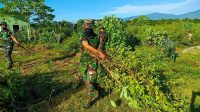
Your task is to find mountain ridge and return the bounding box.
[124,9,200,20]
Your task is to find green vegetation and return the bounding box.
[0,0,55,22]
[95,16,188,111]
[0,8,200,111]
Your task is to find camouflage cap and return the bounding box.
[83,19,94,29]
[85,19,93,23]
[99,26,105,30]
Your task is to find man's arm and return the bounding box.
[11,35,20,45]
[82,41,106,59]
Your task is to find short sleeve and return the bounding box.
[79,32,88,42]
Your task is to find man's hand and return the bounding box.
[11,35,20,45]
[16,42,20,46]
[98,51,106,60]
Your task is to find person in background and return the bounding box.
[0,22,20,69]
[98,27,108,53]
[188,30,193,46]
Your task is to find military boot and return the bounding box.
[94,83,105,98]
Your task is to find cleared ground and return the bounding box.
[0,44,200,112]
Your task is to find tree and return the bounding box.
[0,0,55,23]
[75,19,84,32]
[135,15,150,26]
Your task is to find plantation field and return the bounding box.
[171,47,200,112]
[1,0,200,111]
[0,43,133,112]
[0,42,200,112]
[1,15,200,112]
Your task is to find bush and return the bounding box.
[96,16,188,111]
[0,63,28,111]
[126,20,200,47]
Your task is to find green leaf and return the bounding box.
[123,87,128,100]
[120,90,124,98]
[110,100,117,107]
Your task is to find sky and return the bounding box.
[1,0,200,22]
[45,0,200,22]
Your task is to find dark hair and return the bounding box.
[0,22,7,26]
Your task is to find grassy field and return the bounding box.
[171,47,200,112]
[0,43,133,112]
[0,43,200,112]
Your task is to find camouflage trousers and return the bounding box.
[80,57,98,98]
[4,46,13,68]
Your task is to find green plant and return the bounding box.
[96,16,188,111]
[145,29,177,61]
[0,62,28,111]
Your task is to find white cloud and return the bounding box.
[103,0,199,15]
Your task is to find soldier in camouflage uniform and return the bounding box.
[188,31,193,46]
[80,19,106,109]
[98,27,109,78]
[0,22,20,69]
[98,27,108,53]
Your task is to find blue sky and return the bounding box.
[45,0,200,22]
[1,0,200,22]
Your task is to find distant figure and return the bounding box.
[188,31,193,46]
[30,28,37,41]
[0,22,20,69]
[98,27,108,53]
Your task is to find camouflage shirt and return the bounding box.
[0,29,14,47]
[80,31,99,61]
[99,31,108,52]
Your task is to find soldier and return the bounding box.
[80,19,106,109]
[98,27,109,79]
[0,22,20,69]
[188,31,193,46]
[98,27,108,53]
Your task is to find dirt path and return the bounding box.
[9,47,79,75]
[181,46,200,54]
